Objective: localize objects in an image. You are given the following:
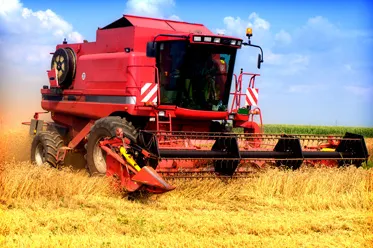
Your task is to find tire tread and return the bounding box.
[31,131,64,167]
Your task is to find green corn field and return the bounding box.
[262,124,373,137]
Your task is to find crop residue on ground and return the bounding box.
[0,125,372,248]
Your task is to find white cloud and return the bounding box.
[291,16,347,53]
[0,0,22,16]
[264,51,309,75]
[290,54,309,65]
[124,0,181,23]
[307,16,334,29]
[68,31,84,43]
[3,3,83,43]
[218,11,372,127]
[220,12,270,38]
[218,13,309,78]
[275,30,291,45]
[168,14,181,21]
[215,28,226,35]
[248,12,270,30]
[265,50,283,65]
[222,16,245,36]
[125,0,176,18]
[266,51,308,66]
[345,86,373,97]
[0,0,83,123]
[0,0,83,64]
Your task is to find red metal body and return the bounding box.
[34,15,268,193]
[41,15,257,132]
[39,14,264,164]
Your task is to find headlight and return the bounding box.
[228,114,235,120]
[230,40,236,45]
[213,37,221,43]
[237,40,242,46]
[193,36,202,42]
[204,37,212,42]
[158,111,165,117]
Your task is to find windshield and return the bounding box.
[157,41,237,111]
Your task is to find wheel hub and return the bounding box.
[34,143,46,166]
[93,139,107,174]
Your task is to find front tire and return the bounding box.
[31,131,64,167]
[86,117,138,176]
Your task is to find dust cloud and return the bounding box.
[0,63,48,127]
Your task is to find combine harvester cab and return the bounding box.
[23,15,369,195]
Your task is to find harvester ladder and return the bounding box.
[156,112,172,132]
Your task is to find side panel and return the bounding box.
[95,27,135,53]
[42,101,141,119]
[72,52,130,91]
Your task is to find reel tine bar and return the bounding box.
[139,131,369,172]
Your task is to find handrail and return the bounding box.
[230,71,260,112]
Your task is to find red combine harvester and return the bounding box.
[24,15,369,194]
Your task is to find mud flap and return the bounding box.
[29,119,44,135]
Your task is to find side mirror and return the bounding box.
[146,42,157,57]
[257,54,262,69]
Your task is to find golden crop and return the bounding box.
[0,125,372,248]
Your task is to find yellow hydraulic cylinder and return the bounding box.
[321,148,335,152]
[120,147,141,172]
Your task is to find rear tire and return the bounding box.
[86,117,138,176]
[31,131,64,167]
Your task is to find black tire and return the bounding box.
[46,124,69,145]
[31,131,64,167]
[86,117,138,176]
[50,47,76,89]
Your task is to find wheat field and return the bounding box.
[0,125,372,248]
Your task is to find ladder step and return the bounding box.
[156,112,172,132]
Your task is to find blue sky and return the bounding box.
[0,0,372,126]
